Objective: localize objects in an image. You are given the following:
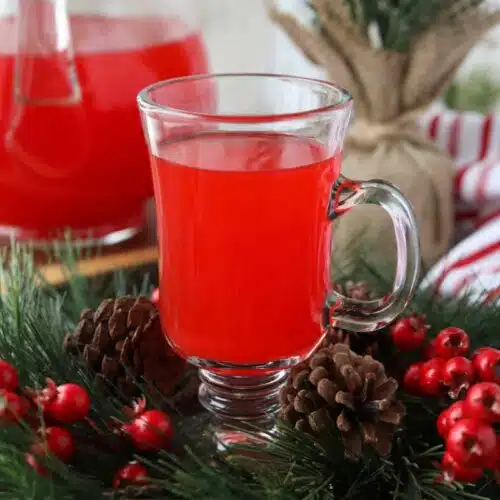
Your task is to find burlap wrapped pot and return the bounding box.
[270,0,500,277]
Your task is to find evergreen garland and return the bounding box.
[0,243,498,499]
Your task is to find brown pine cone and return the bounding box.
[279,344,405,458]
[63,296,191,402]
[322,282,392,359]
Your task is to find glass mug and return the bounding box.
[138,74,420,442]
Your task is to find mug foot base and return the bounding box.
[198,368,288,448]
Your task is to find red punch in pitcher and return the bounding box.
[138,74,421,444]
[0,0,209,244]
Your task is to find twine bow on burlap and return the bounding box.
[269,0,500,276]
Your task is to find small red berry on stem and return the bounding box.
[464,382,500,423]
[434,328,470,359]
[472,348,500,383]
[443,357,475,399]
[113,461,149,489]
[420,358,445,395]
[38,379,90,424]
[446,418,497,468]
[0,361,18,392]
[403,363,423,395]
[437,401,467,439]
[33,426,74,462]
[151,288,159,307]
[390,314,429,351]
[441,452,483,484]
[123,409,173,452]
[0,391,27,424]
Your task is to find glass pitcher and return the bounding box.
[0,0,209,244]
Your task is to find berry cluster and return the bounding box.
[0,359,173,490]
[0,360,90,474]
[402,327,499,400]
[393,321,500,485]
[437,382,500,483]
[113,399,173,488]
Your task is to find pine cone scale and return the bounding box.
[93,299,114,322]
[92,324,109,351]
[379,401,405,425]
[108,311,127,340]
[335,391,355,410]
[361,422,377,444]
[101,356,120,379]
[293,370,310,390]
[374,378,398,401]
[309,366,329,385]
[317,378,338,406]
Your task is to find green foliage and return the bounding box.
[444,70,500,114]
[339,0,487,51]
[0,243,499,499]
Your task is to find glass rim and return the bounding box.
[137,72,353,123]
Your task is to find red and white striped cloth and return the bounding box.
[419,104,500,302]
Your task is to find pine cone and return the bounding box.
[64,296,191,402]
[322,282,392,359]
[279,344,405,458]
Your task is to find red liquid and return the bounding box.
[0,17,209,238]
[153,133,340,364]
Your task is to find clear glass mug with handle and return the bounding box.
[137,73,420,445]
[0,0,208,244]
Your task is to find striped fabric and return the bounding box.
[419,104,500,302]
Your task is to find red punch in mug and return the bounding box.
[137,74,420,443]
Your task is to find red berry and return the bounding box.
[24,452,48,476]
[471,347,492,361]
[441,452,483,483]
[113,461,149,489]
[485,438,500,470]
[434,328,470,359]
[464,382,500,423]
[437,401,467,439]
[403,363,423,395]
[390,314,429,351]
[42,383,90,424]
[446,418,497,467]
[0,361,18,392]
[37,426,74,462]
[151,288,159,306]
[124,409,173,452]
[472,347,500,383]
[443,357,475,399]
[0,391,27,424]
[420,358,445,395]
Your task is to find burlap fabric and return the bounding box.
[270,0,500,276]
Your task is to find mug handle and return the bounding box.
[327,174,421,332]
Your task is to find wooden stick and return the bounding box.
[39,245,159,286]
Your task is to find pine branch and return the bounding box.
[335,0,490,51]
[0,243,498,498]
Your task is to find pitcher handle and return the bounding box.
[328,175,421,332]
